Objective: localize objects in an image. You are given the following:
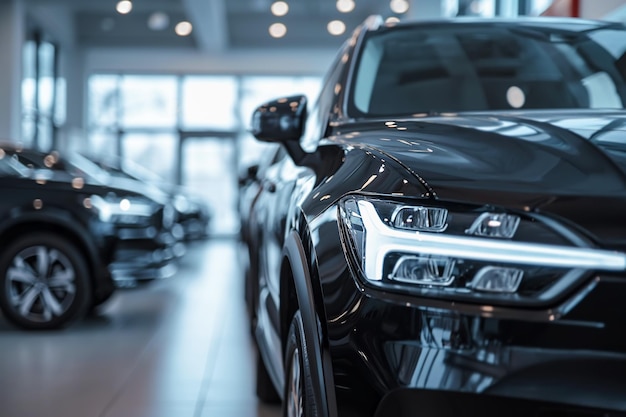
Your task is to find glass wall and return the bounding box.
[87,74,322,236]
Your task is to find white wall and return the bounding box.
[580,0,626,19]
[83,48,336,76]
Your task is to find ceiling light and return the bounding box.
[336,0,355,13]
[148,12,170,31]
[390,0,410,14]
[271,1,289,16]
[385,16,400,24]
[175,21,193,36]
[116,0,132,15]
[327,20,346,36]
[269,23,287,38]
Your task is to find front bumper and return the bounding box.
[179,216,210,240]
[326,272,626,416]
[373,389,625,417]
[108,229,182,287]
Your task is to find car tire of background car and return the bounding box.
[245,259,259,336]
[0,233,91,330]
[284,310,320,417]
[87,286,115,316]
[256,349,280,403]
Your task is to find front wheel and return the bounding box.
[284,310,320,417]
[0,233,91,330]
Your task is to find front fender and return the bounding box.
[0,207,106,279]
[283,230,338,417]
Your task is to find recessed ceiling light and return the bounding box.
[269,23,287,38]
[148,12,170,31]
[116,0,132,15]
[390,0,410,14]
[327,20,346,36]
[175,21,193,36]
[336,0,355,13]
[385,16,400,24]
[271,1,289,17]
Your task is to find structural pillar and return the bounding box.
[0,0,24,141]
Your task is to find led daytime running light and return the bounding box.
[352,200,626,281]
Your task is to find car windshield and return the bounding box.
[350,21,626,117]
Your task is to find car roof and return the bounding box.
[366,15,622,33]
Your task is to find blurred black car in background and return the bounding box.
[89,155,211,241]
[0,144,178,330]
[246,16,626,417]
[3,143,198,246]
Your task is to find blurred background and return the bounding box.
[3,0,626,237]
[1,1,626,416]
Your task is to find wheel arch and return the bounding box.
[0,210,110,295]
[280,227,338,417]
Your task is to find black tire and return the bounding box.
[87,286,115,316]
[244,257,258,335]
[91,282,115,308]
[0,233,91,330]
[283,310,320,417]
[256,348,281,403]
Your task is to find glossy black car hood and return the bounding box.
[335,110,626,201]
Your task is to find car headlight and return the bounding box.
[89,194,156,225]
[339,196,626,305]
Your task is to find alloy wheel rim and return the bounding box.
[6,245,76,323]
[287,346,303,417]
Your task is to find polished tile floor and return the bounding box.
[0,238,281,417]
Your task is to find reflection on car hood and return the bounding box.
[337,110,626,202]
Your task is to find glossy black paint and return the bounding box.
[6,146,199,243]
[89,155,211,241]
[246,17,626,417]
[0,144,178,327]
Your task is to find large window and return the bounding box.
[87,73,322,236]
[87,74,321,182]
[181,77,239,130]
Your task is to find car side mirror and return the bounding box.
[251,95,307,143]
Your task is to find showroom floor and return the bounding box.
[0,238,281,417]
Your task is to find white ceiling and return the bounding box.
[30,0,403,52]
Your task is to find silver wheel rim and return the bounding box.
[287,346,303,417]
[6,245,76,323]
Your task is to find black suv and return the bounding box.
[246,17,626,417]
[0,145,178,330]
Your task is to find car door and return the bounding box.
[256,147,302,315]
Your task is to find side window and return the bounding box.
[301,44,350,151]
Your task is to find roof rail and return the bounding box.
[363,15,384,31]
